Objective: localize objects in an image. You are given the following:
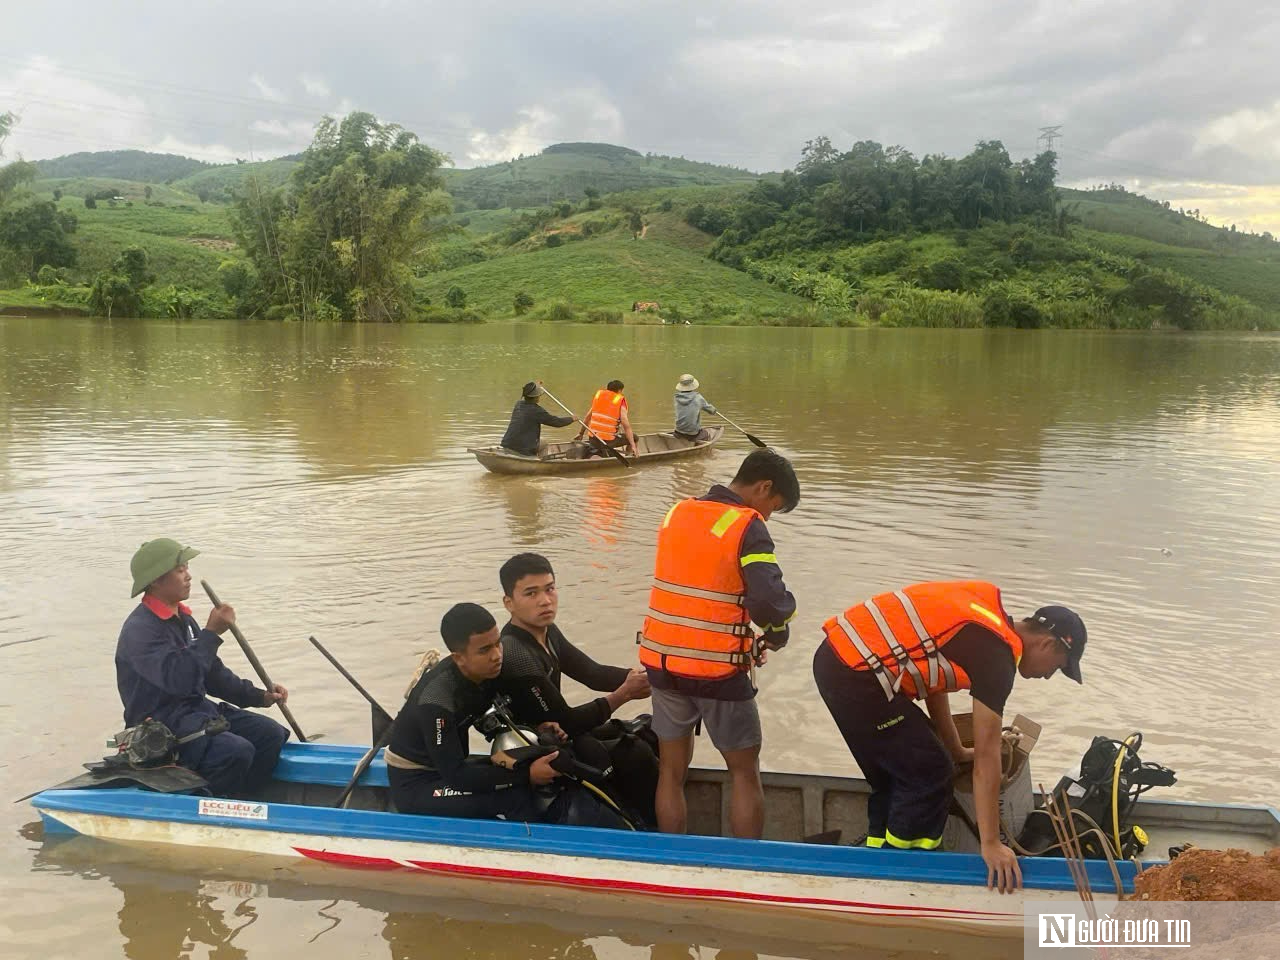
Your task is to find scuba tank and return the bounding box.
[475,694,637,830]
[1016,732,1176,859]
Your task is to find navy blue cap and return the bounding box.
[1032,605,1087,684]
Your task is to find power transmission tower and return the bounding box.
[1037,126,1063,152]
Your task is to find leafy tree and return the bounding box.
[217,259,255,301]
[445,285,467,308]
[545,233,562,248]
[0,112,36,210]
[84,195,97,209]
[231,112,448,321]
[52,188,62,201]
[513,290,534,315]
[0,199,78,277]
[920,257,968,291]
[88,272,143,320]
[144,185,153,200]
[629,210,643,236]
[685,203,732,235]
[114,246,154,289]
[797,135,839,173]
[583,185,601,210]
[36,263,60,285]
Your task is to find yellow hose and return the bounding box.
[1111,734,1140,855]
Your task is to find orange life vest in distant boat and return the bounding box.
[586,389,625,441]
[639,499,758,680]
[821,581,1023,701]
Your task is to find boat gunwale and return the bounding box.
[269,745,1280,834]
[32,784,1133,894]
[467,427,724,474]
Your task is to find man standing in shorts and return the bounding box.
[638,449,800,838]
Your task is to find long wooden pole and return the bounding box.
[308,635,394,729]
[713,409,768,448]
[201,580,308,742]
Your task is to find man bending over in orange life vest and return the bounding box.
[814,583,1086,893]
[638,448,800,839]
[578,379,640,458]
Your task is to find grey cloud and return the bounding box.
[0,0,1277,188]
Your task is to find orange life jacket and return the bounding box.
[821,581,1023,701]
[638,499,759,679]
[586,389,625,441]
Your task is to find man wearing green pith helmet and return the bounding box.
[114,538,290,798]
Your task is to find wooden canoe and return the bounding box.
[468,427,723,475]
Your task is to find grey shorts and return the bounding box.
[650,687,762,753]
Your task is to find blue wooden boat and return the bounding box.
[30,743,1280,946]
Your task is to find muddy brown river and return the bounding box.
[2,319,1278,959]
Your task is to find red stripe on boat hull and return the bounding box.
[292,847,1017,922]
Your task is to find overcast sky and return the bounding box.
[2,0,1278,231]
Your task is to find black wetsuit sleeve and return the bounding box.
[556,635,629,692]
[420,704,530,792]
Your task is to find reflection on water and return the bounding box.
[4,319,1280,960]
[32,835,914,960]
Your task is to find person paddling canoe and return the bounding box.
[577,379,640,458]
[115,539,290,798]
[500,381,575,458]
[673,373,716,442]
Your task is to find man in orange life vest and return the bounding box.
[578,379,639,458]
[813,582,1086,893]
[639,449,800,838]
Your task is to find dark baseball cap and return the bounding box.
[1031,605,1087,683]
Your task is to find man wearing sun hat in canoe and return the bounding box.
[500,381,576,458]
[813,582,1086,894]
[672,373,717,443]
[115,538,290,798]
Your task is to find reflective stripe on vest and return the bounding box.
[823,581,1021,701]
[893,589,958,691]
[587,389,623,440]
[642,610,753,636]
[640,499,758,679]
[635,637,750,665]
[837,612,898,701]
[865,597,929,697]
[652,577,744,604]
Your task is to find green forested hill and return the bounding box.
[443,141,761,210]
[417,232,808,322]
[3,140,1277,328]
[32,150,211,182]
[172,158,300,202]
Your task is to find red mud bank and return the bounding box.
[1134,847,1280,900]
[1118,850,1280,959]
